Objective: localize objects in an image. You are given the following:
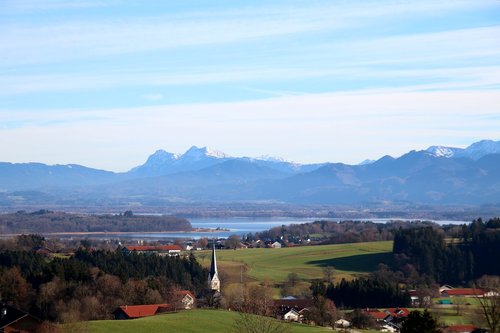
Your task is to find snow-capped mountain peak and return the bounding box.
[425,146,460,158]
[181,146,228,160]
[256,155,288,163]
[147,149,180,162]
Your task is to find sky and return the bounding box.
[1,0,499,171]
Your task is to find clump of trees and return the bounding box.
[400,309,440,333]
[0,210,192,233]
[310,273,410,309]
[0,239,207,322]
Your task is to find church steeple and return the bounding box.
[208,244,220,292]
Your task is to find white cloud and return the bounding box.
[1,88,499,171]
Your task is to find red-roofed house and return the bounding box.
[122,245,181,256]
[385,308,410,318]
[113,304,171,320]
[365,309,388,321]
[441,289,484,298]
[444,324,476,333]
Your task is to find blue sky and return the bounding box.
[1,0,499,171]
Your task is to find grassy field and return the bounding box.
[197,241,394,284]
[84,309,330,333]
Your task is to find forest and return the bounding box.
[0,235,207,322]
[0,209,192,234]
[393,218,500,284]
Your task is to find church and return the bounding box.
[207,245,220,292]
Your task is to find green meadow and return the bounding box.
[198,241,394,283]
[84,309,330,333]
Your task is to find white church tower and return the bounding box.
[208,244,220,292]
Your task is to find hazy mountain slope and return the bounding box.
[1,140,499,206]
[0,162,117,191]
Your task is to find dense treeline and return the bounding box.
[393,218,500,284]
[310,272,411,309]
[0,209,192,233]
[0,239,207,322]
[246,220,440,245]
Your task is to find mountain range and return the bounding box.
[1,140,499,207]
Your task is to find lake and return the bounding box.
[50,216,469,240]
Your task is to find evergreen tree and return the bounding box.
[401,310,440,333]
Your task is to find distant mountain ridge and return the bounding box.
[0,140,499,206]
[425,139,500,159]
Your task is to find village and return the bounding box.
[1,234,498,333]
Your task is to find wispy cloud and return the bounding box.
[1,24,499,96]
[142,93,164,102]
[0,0,492,66]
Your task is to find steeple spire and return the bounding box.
[208,243,220,292]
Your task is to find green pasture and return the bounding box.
[197,241,394,283]
[84,309,329,333]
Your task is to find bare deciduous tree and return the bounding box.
[474,275,500,333]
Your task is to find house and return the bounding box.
[335,318,350,328]
[0,303,42,333]
[122,245,181,256]
[381,324,398,332]
[440,285,455,293]
[273,299,313,322]
[174,290,196,310]
[271,241,282,248]
[385,308,410,318]
[441,289,484,298]
[113,304,171,320]
[408,290,432,307]
[444,324,476,333]
[283,309,300,321]
[365,309,388,321]
[364,308,409,330]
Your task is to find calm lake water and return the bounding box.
[53,216,469,240]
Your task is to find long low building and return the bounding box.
[122,245,182,256]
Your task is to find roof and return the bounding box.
[175,290,195,299]
[385,308,410,318]
[442,289,484,296]
[114,304,171,318]
[0,303,41,329]
[209,245,218,278]
[274,299,313,309]
[445,324,476,333]
[124,245,181,252]
[365,309,388,320]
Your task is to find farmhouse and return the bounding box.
[122,245,181,256]
[273,299,313,322]
[113,304,171,320]
[0,303,42,333]
[364,308,410,330]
